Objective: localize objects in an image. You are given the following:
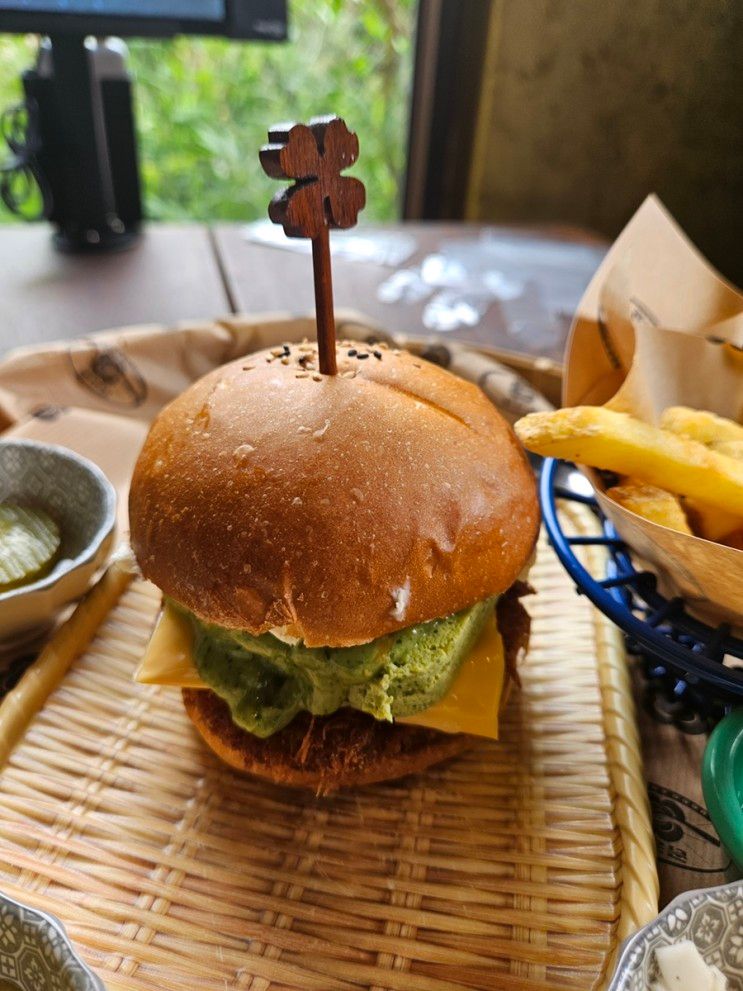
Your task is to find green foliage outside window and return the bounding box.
[0,0,415,223]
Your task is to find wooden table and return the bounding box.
[0,221,606,363]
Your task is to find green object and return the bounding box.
[702,708,743,874]
[186,597,495,738]
[0,503,61,591]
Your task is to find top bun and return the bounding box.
[129,341,539,647]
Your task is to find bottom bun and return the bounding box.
[182,587,531,792]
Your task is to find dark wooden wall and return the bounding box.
[465,0,743,283]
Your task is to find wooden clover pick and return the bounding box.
[259,115,366,375]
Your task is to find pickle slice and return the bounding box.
[0,504,61,591]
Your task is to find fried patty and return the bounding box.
[183,587,531,793]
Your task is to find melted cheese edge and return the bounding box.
[136,605,507,740]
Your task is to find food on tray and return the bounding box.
[661,408,743,461]
[129,341,540,790]
[713,439,743,460]
[605,482,692,534]
[0,503,60,591]
[651,939,727,991]
[515,405,743,530]
[682,498,743,542]
[660,405,743,448]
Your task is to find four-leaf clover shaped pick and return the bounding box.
[260,116,366,375]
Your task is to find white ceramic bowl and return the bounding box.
[0,440,116,655]
[608,881,743,991]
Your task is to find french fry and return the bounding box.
[515,406,743,515]
[613,476,743,541]
[683,498,743,542]
[660,406,743,447]
[606,483,692,534]
[655,407,743,533]
[711,439,743,461]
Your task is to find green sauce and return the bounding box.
[182,597,495,737]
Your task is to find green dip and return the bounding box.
[181,597,495,738]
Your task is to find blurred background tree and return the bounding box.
[0,0,415,223]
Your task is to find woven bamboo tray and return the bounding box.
[0,504,658,991]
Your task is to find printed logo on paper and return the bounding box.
[649,782,731,874]
[68,339,147,408]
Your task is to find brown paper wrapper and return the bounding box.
[563,195,743,629]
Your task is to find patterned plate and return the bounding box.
[608,881,743,990]
[0,892,105,991]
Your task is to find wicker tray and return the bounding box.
[0,501,657,991]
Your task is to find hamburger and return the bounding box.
[129,339,539,792]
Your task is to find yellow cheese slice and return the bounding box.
[136,603,205,688]
[136,604,506,739]
[399,611,505,739]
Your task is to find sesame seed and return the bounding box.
[281,357,290,365]
[373,351,382,359]
[348,349,357,357]
[312,373,323,381]
[341,369,356,378]
[295,371,309,378]
[271,347,284,357]
[357,352,369,360]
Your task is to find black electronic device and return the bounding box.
[15,37,144,252]
[0,1,287,41]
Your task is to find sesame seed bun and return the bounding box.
[129,342,539,647]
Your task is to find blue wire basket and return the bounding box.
[540,458,743,732]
